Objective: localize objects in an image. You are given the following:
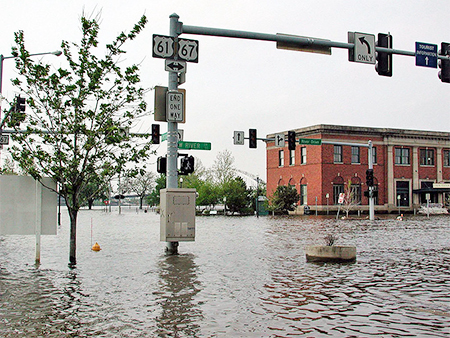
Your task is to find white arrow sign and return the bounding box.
[233,131,244,145]
[275,133,285,147]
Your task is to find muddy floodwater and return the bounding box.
[1,208,449,337]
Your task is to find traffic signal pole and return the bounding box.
[368,140,375,221]
[166,13,181,254]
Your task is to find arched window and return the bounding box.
[332,176,344,205]
[300,177,307,206]
[351,177,362,204]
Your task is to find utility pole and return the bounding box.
[165,13,181,254]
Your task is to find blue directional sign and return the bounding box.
[415,42,438,68]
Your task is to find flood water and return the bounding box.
[0,208,449,337]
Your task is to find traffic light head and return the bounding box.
[152,124,160,144]
[157,156,167,174]
[366,168,374,187]
[7,95,26,127]
[438,42,450,83]
[288,131,296,151]
[375,33,393,77]
[249,129,257,148]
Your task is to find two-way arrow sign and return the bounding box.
[165,60,187,73]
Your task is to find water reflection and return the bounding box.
[155,254,203,337]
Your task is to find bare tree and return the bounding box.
[123,171,156,209]
[211,149,236,185]
[342,179,360,218]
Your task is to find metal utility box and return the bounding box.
[160,188,196,242]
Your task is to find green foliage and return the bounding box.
[270,185,300,214]
[222,176,252,215]
[7,13,151,264]
[146,174,166,207]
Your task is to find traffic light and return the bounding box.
[288,131,296,151]
[7,95,26,127]
[180,155,195,175]
[152,124,160,144]
[157,156,167,174]
[375,33,393,77]
[249,128,257,148]
[366,168,374,187]
[438,42,450,83]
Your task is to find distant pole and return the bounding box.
[256,176,259,218]
[35,180,42,265]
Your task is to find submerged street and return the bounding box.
[1,209,449,337]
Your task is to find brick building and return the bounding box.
[266,125,450,214]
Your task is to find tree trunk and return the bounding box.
[139,196,144,209]
[88,198,94,210]
[68,207,78,266]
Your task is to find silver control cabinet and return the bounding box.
[160,188,196,242]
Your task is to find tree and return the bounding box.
[147,174,166,207]
[222,176,252,215]
[8,13,153,265]
[211,149,236,185]
[123,170,155,209]
[0,158,18,175]
[342,179,359,218]
[79,177,109,209]
[270,185,300,214]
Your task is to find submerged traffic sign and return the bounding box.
[415,42,438,68]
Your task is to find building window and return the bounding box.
[351,146,360,164]
[351,178,362,204]
[396,181,410,207]
[395,147,410,165]
[278,149,284,167]
[300,184,307,205]
[301,147,306,164]
[334,145,343,163]
[420,148,434,166]
[444,150,450,167]
[372,147,377,164]
[333,184,344,204]
[289,149,295,166]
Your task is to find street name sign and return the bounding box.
[348,32,376,64]
[299,138,322,145]
[165,60,187,73]
[161,130,184,142]
[415,42,438,68]
[275,133,285,147]
[166,91,184,122]
[233,131,245,145]
[178,141,211,150]
[0,134,9,145]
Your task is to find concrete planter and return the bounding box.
[305,245,356,263]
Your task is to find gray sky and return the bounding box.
[1,0,449,183]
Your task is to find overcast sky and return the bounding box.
[1,0,449,183]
